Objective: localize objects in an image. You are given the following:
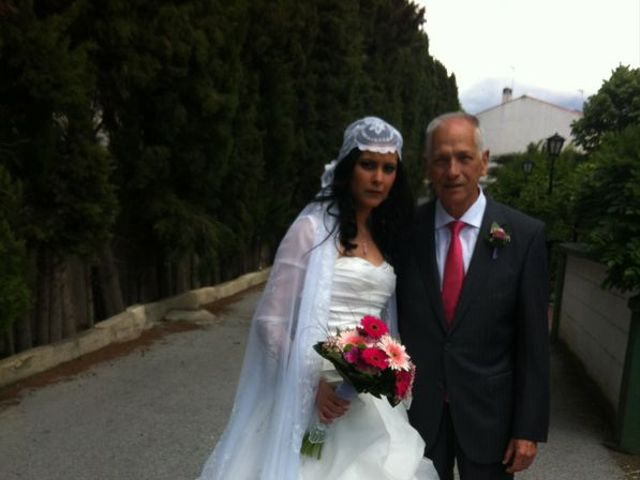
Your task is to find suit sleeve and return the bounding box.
[512,223,550,441]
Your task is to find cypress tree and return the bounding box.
[0,166,30,348]
[0,1,116,344]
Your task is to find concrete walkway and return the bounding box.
[520,342,631,479]
[0,286,636,479]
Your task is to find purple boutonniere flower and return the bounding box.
[486,222,511,259]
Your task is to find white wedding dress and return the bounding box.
[300,256,439,480]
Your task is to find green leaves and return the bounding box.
[572,65,640,153]
[575,125,640,293]
[0,0,461,330]
[489,64,640,294]
[0,166,30,333]
[487,145,583,244]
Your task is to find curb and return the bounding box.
[0,268,270,389]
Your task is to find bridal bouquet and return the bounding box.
[300,315,416,459]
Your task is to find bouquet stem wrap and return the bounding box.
[301,381,358,459]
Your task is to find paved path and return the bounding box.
[519,343,629,480]
[0,287,635,479]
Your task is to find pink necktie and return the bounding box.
[442,221,465,327]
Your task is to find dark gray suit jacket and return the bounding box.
[396,197,550,464]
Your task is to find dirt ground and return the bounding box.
[0,321,201,408]
[614,450,640,480]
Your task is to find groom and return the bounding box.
[396,112,550,479]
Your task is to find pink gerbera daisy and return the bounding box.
[360,316,389,339]
[361,347,388,370]
[337,329,367,350]
[379,336,410,370]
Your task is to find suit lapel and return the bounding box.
[415,202,448,333]
[450,198,505,333]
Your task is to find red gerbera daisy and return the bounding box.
[394,369,413,399]
[360,315,389,339]
[361,347,388,370]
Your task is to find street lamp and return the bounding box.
[522,157,534,181]
[546,132,565,195]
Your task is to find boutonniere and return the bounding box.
[486,222,511,259]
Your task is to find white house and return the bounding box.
[477,88,582,157]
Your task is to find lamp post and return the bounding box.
[546,132,565,195]
[522,157,534,182]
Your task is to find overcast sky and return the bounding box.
[415,0,640,113]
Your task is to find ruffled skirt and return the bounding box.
[300,393,438,480]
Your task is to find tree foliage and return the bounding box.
[1,1,117,256]
[0,165,30,333]
[569,66,640,293]
[491,65,640,294]
[1,1,117,344]
[486,144,583,243]
[91,0,244,288]
[0,0,459,347]
[573,125,640,293]
[571,65,640,153]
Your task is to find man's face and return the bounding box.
[426,118,489,218]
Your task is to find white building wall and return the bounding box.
[559,255,632,411]
[477,96,582,156]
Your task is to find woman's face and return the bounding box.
[350,150,398,212]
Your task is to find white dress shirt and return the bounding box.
[434,189,487,289]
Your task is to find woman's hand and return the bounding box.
[315,378,350,423]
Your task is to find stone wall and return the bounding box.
[0,269,269,389]
[559,254,632,410]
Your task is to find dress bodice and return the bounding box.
[327,256,396,333]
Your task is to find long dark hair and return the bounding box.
[314,148,414,264]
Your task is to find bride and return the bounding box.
[198,117,439,479]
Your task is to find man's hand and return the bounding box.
[315,378,350,423]
[502,438,537,473]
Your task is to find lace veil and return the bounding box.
[198,117,403,479]
[321,116,403,187]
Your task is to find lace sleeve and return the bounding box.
[199,206,335,480]
[253,215,316,359]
